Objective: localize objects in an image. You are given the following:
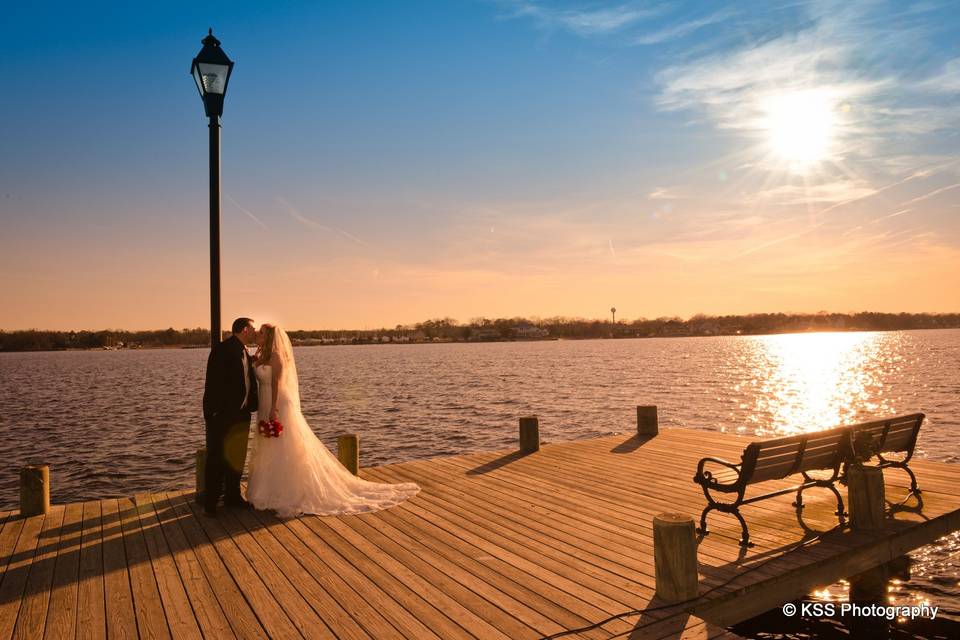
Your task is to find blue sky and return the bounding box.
[1,1,958,329]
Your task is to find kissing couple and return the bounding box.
[201,317,419,517]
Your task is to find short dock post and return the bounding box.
[637,405,658,436]
[653,513,699,603]
[848,562,891,635]
[338,434,360,475]
[20,464,50,517]
[847,465,885,531]
[519,416,540,454]
[195,448,207,504]
[849,563,889,602]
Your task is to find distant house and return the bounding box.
[514,323,549,339]
[473,328,501,341]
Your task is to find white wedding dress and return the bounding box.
[246,328,419,517]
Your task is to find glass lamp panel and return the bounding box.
[192,65,205,96]
[197,62,229,95]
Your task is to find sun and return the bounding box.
[763,89,836,171]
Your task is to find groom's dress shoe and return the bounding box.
[225,497,252,509]
[203,505,218,518]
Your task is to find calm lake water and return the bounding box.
[2,329,959,634]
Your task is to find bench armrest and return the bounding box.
[694,456,743,488]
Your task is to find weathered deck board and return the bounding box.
[43,502,84,640]
[75,501,106,640]
[100,498,138,639]
[12,505,65,640]
[2,427,959,639]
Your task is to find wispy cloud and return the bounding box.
[633,10,732,46]
[226,194,268,230]
[870,208,911,224]
[899,182,960,206]
[277,197,370,248]
[499,1,659,36]
[733,222,827,259]
[755,180,877,206]
[916,57,960,94]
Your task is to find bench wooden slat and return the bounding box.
[753,428,847,454]
[753,442,844,470]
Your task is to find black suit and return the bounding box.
[202,335,258,509]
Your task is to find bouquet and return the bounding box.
[258,419,283,438]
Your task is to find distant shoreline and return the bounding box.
[2,325,958,354]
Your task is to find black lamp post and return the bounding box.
[191,28,235,348]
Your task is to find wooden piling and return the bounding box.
[848,563,889,602]
[195,448,207,503]
[20,464,50,517]
[519,416,540,454]
[637,405,659,436]
[653,512,699,603]
[338,434,360,475]
[848,465,885,531]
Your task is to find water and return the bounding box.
[2,329,959,635]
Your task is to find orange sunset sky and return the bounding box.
[3,1,959,330]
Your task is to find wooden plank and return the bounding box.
[149,493,234,639]
[133,494,202,639]
[298,515,474,640]
[0,513,44,638]
[13,506,66,640]
[375,462,667,589]
[212,507,335,639]
[369,499,610,640]
[116,496,171,639]
[267,513,445,640]
[163,493,267,640]
[347,508,569,637]
[242,507,403,640]
[43,502,84,640]
[0,513,26,589]
[325,513,526,639]
[100,499,138,639]
[175,495,302,640]
[228,506,374,640]
[322,484,637,637]
[76,501,107,640]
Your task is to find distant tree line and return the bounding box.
[3,312,959,352]
[0,328,210,352]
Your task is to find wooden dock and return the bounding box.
[2,427,959,639]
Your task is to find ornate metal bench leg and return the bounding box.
[697,505,713,535]
[733,509,753,547]
[827,483,847,524]
[903,465,921,495]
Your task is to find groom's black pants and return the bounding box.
[204,412,252,509]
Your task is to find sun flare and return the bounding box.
[763,89,836,170]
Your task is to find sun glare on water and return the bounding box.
[745,332,894,436]
[763,89,837,171]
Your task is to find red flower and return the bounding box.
[257,418,284,438]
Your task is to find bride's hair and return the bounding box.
[255,323,277,364]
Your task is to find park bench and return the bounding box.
[693,425,850,546]
[693,413,925,546]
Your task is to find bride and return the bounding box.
[246,324,419,517]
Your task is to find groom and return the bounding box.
[202,317,259,516]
